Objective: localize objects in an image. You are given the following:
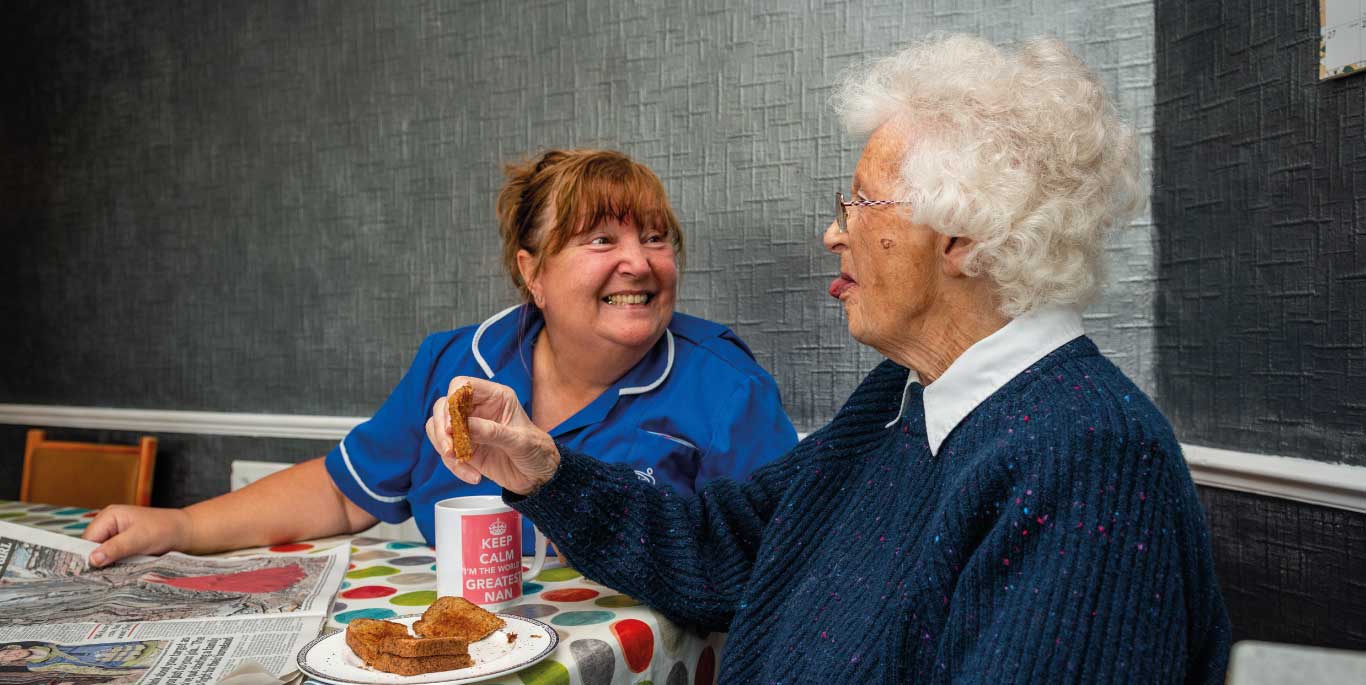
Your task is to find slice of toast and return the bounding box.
[377,633,470,658]
[414,596,506,643]
[357,650,474,676]
[447,384,475,462]
[345,618,467,656]
[345,618,409,659]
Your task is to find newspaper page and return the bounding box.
[0,520,348,684]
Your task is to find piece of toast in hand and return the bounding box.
[447,384,475,462]
[414,596,506,643]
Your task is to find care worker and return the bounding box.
[83,148,797,562]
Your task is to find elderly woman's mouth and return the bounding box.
[829,274,856,299]
[602,292,653,305]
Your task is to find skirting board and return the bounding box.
[3,403,1364,514]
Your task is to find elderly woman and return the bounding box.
[431,36,1231,683]
[82,148,797,565]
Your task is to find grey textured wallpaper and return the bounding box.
[1,0,1156,434]
[1154,0,1366,465]
[7,0,1366,650]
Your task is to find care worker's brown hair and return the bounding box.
[496,149,684,301]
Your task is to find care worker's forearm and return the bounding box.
[181,457,377,554]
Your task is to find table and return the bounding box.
[0,500,723,685]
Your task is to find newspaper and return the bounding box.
[0,520,348,684]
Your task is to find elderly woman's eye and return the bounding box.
[643,233,666,244]
[589,236,611,245]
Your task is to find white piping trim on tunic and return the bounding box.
[339,440,406,503]
[471,304,522,378]
[469,304,673,396]
[618,330,674,396]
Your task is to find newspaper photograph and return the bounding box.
[0,520,348,683]
[0,638,164,684]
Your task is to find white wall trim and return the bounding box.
[0,404,364,441]
[4,404,1364,514]
[1181,443,1366,514]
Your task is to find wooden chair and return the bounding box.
[20,429,157,508]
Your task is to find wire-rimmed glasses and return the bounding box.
[835,192,905,233]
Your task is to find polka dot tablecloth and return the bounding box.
[0,500,723,685]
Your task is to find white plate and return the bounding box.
[297,614,558,685]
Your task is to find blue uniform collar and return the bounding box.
[470,304,675,437]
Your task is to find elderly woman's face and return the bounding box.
[823,122,945,350]
[532,217,677,353]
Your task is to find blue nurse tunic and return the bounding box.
[324,304,798,552]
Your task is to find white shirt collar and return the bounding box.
[886,305,1086,455]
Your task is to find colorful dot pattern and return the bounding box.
[3,499,722,684]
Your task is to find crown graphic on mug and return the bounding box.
[435,496,548,611]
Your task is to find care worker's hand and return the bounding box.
[426,376,561,496]
[82,505,192,567]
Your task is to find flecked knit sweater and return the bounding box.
[511,337,1231,683]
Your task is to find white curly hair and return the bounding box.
[834,34,1146,317]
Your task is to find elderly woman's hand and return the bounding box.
[425,377,561,496]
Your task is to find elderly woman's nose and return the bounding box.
[823,220,846,252]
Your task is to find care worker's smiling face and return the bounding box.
[823,120,946,352]
[527,217,677,353]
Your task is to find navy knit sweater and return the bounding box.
[511,338,1231,683]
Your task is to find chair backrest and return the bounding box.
[20,429,158,508]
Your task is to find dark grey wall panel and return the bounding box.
[1198,486,1366,650]
[1,0,1157,441]
[0,424,332,508]
[1154,0,1366,465]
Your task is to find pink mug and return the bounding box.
[434,496,548,611]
